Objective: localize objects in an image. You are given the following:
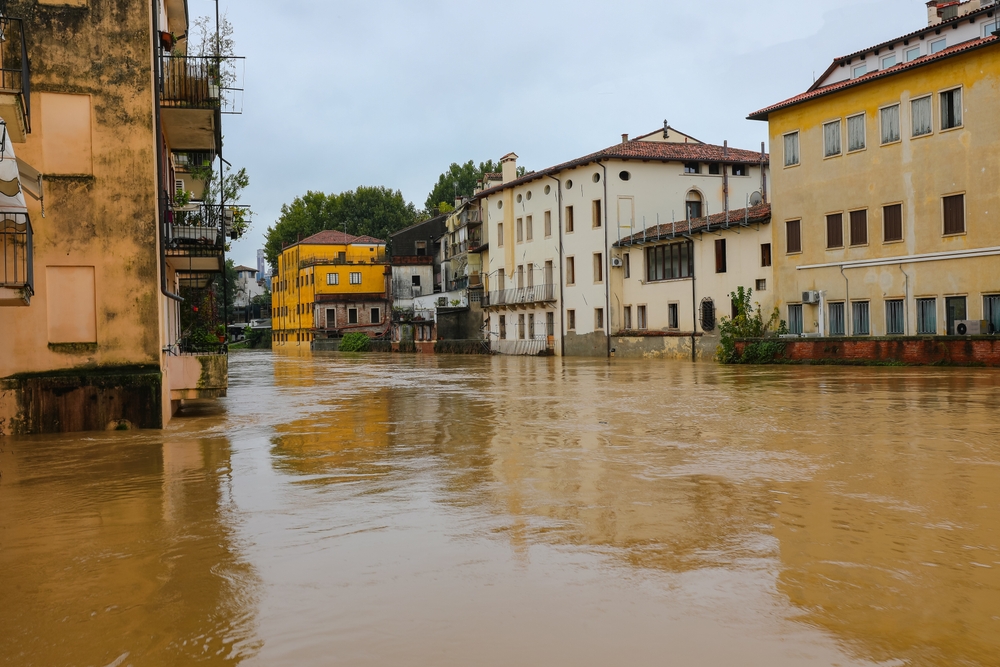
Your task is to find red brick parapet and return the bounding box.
[734,336,1000,366]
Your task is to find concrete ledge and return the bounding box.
[735,335,1000,366]
[167,354,228,400]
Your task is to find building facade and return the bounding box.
[750,1,1000,337]
[477,127,771,357]
[272,230,390,347]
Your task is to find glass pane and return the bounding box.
[985,296,1000,334]
[912,97,932,136]
[829,303,845,336]
[824,122,841,157]
[852,302,870,335]
[917,298,937,335]
[784,133,799,166]
[881,105,900,143]
[847,115,865,151]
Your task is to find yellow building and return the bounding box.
[273,230,390,347]
[750,4,1000,337]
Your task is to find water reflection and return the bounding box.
[0,431,258,666]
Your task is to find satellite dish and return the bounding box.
[749,191,763,206]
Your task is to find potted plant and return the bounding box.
[215,324,226,343]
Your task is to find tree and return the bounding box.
[423,159,526,213]
[263,187,418,270]
[192,164,252,248]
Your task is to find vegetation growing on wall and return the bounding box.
[717,286,787,364]
[339,332,371,352]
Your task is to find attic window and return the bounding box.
[619,170,631,181]
[853,63,867,78]
[566,179,573,189]
[708,163,720,175]
[684,162,700,174]
[544,185,551,194]
[732,164,747,176]
[516,194,522,203]
[592,173,601,183]
[526,190,532,200]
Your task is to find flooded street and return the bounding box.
[2,352,1000,666]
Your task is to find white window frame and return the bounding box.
[984,19,999,38]
[939,85,963,131]
[930,38,947,54]
[911,94,933,138]
[852,63,867,78]
[880,53,897,69]
[879,103,901,145]
[823,119,842,158]
[783,131,800,167]
[847,113,866,152]
[905,46,921,62]
[370,307,381,324]
[327,273,339,285]
[349,272,362,285]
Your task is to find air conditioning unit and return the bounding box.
[802,290,820,304]
[611,257,623,267]
[955,319,989,335]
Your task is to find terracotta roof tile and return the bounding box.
[296,230,386,246]
[749,35,999,120]
[614,203,771,246]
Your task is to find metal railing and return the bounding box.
[0,17,30,133]
[1,212,32,295]
[300,251,387,268]
[491,338,550,355]
[160,55,245,115]
[482,284,556,308]
[166,202,246,254]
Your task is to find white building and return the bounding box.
[476,125,772,357]
[233,265,264,312]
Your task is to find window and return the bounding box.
[567,310,576,330]
[943,194,965,235]
[829,302,845,336]
[880,104,900,144]
[850,209,868,246]
[561,257,573,286]
[788,304,803,334]
[337,251,346,262]
[517,265,524,288]
[701,299,716,332]
[497,223,504,246]
[566,206,574,232]
[886,299,904,335]
[348,308,359,324]
[684,162,700,174]
[847,114,866,151]
[786,220,802,253]
[708,163,721,175]
[518,314,525,339]
[415,240,427,256]
[646,241,693,281]
[371,307,381,324]
[881,54,897,69]
[930,38,946,54]
[500,315,507,339]
[715,239,727,273]
[327,273,339,285]
[544,260,553,285]
[666,304,677,330]
[411,274,421,287]
[911,96,932,137]
[516,217,523,242]
[544,211,552,237]
[623,306,632,330]
[984,20,999,37]
[905,46,921,62]
[528,314,535,339]
[592,173,601,183]
[592,200,602,228]
[761,243,772,267]
[852,63,867,78]
[940,88,962,129]
[756,279,767,291]
[883,204,903,242]
[595,308,604,330]
[824,120,842,157]
[784,132,799,166]
[619,170,631,181]
[497,268,505,291]
[350,272,362,284]
[827,213,844,249]
[527,265,534,288]
[623,252,631,278]
[984,295,1000,334]
[852,301,870,335]
[686,191,703,220]
[593,253,603,283]
[917,298,937,334]
[946,296,967,335]
[526,215,533,241]
[325,308,337,328]
[732,164,747,176]
[546,312,554,336]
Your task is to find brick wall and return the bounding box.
[735,337,1000,366]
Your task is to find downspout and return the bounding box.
[691,241,697,362]
[840,265,850,335]
[899,264,909,335]
[550,175,565,357]
[153,0,182,305]
[599,161,610,358]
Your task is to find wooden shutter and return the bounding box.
[826,213,843,248]
[786,220,801,253]
[850,210,868,246]
[883,204,903,241]
[943,195,965,234]
[715,239,727,273]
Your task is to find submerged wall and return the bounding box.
[735,336,1000,366]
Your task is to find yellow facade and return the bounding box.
[761,40,1000,336]
[273,235,389,346]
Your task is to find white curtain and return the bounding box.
[824,121,841,157]
[784,132,799,166]
[942,89,962,128]
[880,105,900,143]
[911,97,932,136]
[848,114,866,151]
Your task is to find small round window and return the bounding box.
[592,173,601,183]
[566,179,574,189]
[619,171,631,181]
[497,200,503,209]
[526,191,532,200]
[544,185,551,195]
[516,194,523,203]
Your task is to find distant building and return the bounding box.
[272,231,390,346]
[389,214,447,349]
[233,265,265,322]
[749,0,1000,337]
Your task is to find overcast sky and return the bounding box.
[186,0,926,269]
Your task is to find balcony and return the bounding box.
[165,202,246,274]
[482,284,556,309]
[159,55,244,152]
[0,212,31,306]
[300,251,387,268]
[0,18,30,142]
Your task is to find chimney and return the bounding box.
[663,119,669,139]
[454,195,463,210]
[621,133,629,144]
[501,152,518,184]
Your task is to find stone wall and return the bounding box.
[734,336,1000,366]
[611,332,717,361]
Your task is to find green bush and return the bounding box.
[339,332,371,352]
[717,286,787,364]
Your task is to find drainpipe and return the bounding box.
[691,247,697,362]
[899,264,909,335]
[550,175,565,357]
[599,161,610,358]
[840,265,850,335]
[153,0,183,305]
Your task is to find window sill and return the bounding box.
[940,124,964,133]
[942,231,967,238]
[786,250,803,256]
[880,139,901,147]
[823,153,842,160]
[783,163,800,169]
[849,242,870,248]
[911,131,933,140]
[847,147,867,154]
[826,245,845,251]
[642,276,693,284]
[882,238,905,245]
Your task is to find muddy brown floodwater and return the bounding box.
[2,351,1000,666]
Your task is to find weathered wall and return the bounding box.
[564,331,608,357]
[437,307,483,341]
[611,332,717,361]
[734,336,1000,366]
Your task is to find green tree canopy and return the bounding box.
[423,159,526,213]
[263,186,417,270]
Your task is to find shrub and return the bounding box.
[717,286,786,364]
[339,332,371,352]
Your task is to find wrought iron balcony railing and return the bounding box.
[0,16,30,141]
[160,55,245,115]
[481,284,556,308]
[166,202,247,255]
[0,212,31,302]
[300,251,388,268]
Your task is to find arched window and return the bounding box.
[700,298,716,332]
[686,191,703,220]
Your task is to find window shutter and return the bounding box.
[715,239,727,273]
[786,220,802,253]
[850,210,868,246]
[883,204,903,241]
[943,195,965,234]
[826,213,843,248]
